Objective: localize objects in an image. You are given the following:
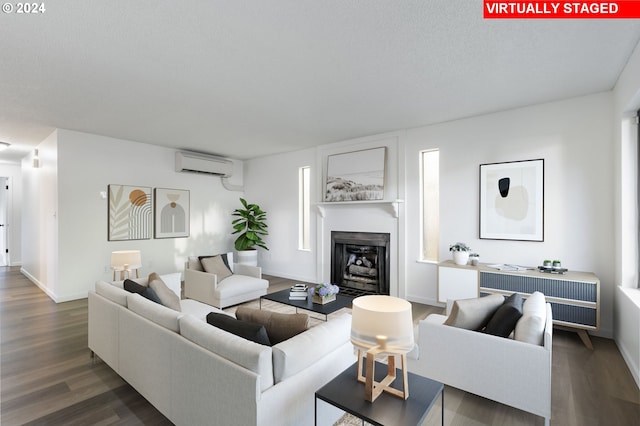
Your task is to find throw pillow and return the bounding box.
[515,291,547,345]
[443,294,504,330]
[200,255,233,282]
[123,278,162,304]
[149,272,182,312]
[199,253,231,271]
[235,306,309,345]
[484,293,524,337]
[206,312,271,346]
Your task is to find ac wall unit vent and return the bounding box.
[175,151,233,177]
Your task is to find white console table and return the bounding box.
[438,260,600,349]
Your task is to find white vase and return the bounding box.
[236,250,258,266]
[453,251,469,266]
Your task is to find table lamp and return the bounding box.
[350,295,414,402]
[111,250,142,280]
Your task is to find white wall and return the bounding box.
[243,147,318,282]
[21,129,244,302]
[0,162,22,265]
[613,38,640,388]
[21,130,58,299]
[404,92,616,337]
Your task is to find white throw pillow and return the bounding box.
[514,291,547,345]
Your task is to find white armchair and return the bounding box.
[415,300,553,426]
[184,252,269,309]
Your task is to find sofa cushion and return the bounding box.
[235,306,309,345]
[149,273,182,312]
[206,312,271,346]
[180,299,224,321]
[95,280,129,306]
[272,313,351,383]
[515,291,547,345]
[484,293,524,337]
[179,314,274,392]
[126,293,182,333]
[213,275,268,302]
[200,255,233,282]
[124,279,162,304]
[443,294,504,330]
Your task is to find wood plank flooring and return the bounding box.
[1,268,639,425]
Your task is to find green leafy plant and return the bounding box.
[232,198,269,251]
[449,242,471,252]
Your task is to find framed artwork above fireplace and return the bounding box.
[325,147,386,202]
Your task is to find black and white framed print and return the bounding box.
[325,147,386,202]
[479,159,544,241]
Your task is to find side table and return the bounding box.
[315,361,443,426]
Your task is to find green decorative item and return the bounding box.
[232,198,269,251]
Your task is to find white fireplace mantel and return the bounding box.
[316,200,404,218]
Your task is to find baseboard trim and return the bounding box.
[20,267,87,303]
[617,338,640,389]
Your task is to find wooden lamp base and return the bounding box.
[356,346,409,402]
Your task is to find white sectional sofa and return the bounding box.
[414,295,553,426]
[88,274,355,426]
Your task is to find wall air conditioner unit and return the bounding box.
[175,151,233,177]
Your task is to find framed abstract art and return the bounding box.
[479,159,544,241]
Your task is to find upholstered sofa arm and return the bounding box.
[234,263,262,279]
[184,268,219,302]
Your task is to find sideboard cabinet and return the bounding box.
[438,260,600,349]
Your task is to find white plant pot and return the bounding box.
[236,250,258,266]
[452,251,469,266]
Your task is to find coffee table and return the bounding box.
[260,288,353,321]
[315,362,444,426]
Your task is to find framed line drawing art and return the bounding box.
[325,147,386,202]
[108,185,152,241]
[154,188,190,238]
[479,159,544,241]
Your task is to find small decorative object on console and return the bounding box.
[309,283,339,304]
[449,242,471,266]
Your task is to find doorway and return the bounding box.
[0,177,8,266]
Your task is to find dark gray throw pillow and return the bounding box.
[123,279,162,305]
[206,312,271,346]
[484,293,524,338]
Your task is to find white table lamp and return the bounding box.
[351,295,414,402]
[111,250,142,280]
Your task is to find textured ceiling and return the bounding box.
[1,1,639,163]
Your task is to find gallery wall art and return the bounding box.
[325,147,386,202]
[154,188,190,238]
[479,159,544,241]
[108,185,152,241]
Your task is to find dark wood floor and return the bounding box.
[1,267,639,425]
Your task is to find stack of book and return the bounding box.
[289,284,308,300]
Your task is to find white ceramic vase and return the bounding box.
[236,250,258,266]
[452,251,470,266]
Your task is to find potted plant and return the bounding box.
[232,198,268,266]
[308,283,339,304]
[449,242,471,266]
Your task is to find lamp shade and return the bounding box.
[351,295,414,352]
[111,250,142,270]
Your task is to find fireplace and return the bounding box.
[331,231,390,296]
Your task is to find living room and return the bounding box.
[1,2,640,425]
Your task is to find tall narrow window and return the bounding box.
[299,166,311,250]
[421,150,440,261]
